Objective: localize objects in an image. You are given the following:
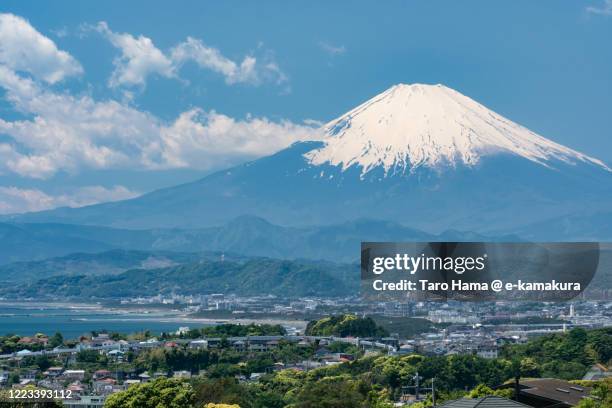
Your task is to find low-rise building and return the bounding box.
[63,395,106,408]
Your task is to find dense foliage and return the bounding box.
[500,327,612,380]
[201,324,287,337]
[305,315,389,337]
[105,378,194,408]
[4,258,357,299]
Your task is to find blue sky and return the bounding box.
[0,0,611,213]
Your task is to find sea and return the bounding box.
[0,303,214,339]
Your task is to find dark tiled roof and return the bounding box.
[518,378,592,406]
[440,396,531,408]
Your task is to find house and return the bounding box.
[63,395,106,408]
[107,349,124,362]
[173,370,191,379]
[233,340,246,352]
[93,378,118,395]
[164,341,179,349]
[91,334,117,348]
[476,346,499,359]
[93,370,113,380]
[63,370,86,381]
[123,379,141,388]
[138,373,151,382]
[18,336,48,346]
[44,367,64,378]
[21,369,37,380]
[497,378,593,408]
[188,340,208,349]
[397,344,415,355]
[439,396,531,407]
[67,381,86,395]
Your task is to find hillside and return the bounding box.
[0,216,505,265]
[0,257,358,299]
[0,249,239,283]
[4,84,611,237]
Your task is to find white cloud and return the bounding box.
[94,22,175,87]
[587,0,612,15]
[93,22,287,88]
[0,15,319,180]
[0,13,82,83]
[0,65,158,178]
[0,64,321,179]
[171,37,259,85]
[0,185,139,214]
[158,109,320,168]
[319,41,347,56]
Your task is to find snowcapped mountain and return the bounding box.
[306,84,609,176]
[6,84,612,237]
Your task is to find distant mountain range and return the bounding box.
[0,84,609,299]
[0,215,511,265]
[3,243,608,301]
[0,257,358,299]
[4,84,611,238]
[0,249,239,283]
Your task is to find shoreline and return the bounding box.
[0,300,309,335]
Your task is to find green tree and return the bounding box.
[49,332,63,348]
[193,378,251,407]
[305,315,389,337]
[34,355,52,371]
[104,378,194,408]
[519,357,540,377]
[293,376,365,408]
[77,349,100,363]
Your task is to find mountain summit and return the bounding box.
[6,84,612,236]
[306,84,609,175]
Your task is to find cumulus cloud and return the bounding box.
[94,22,175,87]
[0,64,321,179]
[0,65,158,178]
[0,13,82,83]
[158,109,320,168]
[0,185,139,214]
[171,37,258,85]
[0,15,320,181]
[92,22,287,88]
[587,0,612,15]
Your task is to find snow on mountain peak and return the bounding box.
[305,83,610,175]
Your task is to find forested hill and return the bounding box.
[0,257,358,299]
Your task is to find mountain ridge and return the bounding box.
[0,216,510,265]
[3,84,611,235]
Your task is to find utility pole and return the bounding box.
[401,372,436,406]
[431,377,436,407]
[414,371,421,400]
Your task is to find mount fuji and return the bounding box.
[7,84,612,236]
